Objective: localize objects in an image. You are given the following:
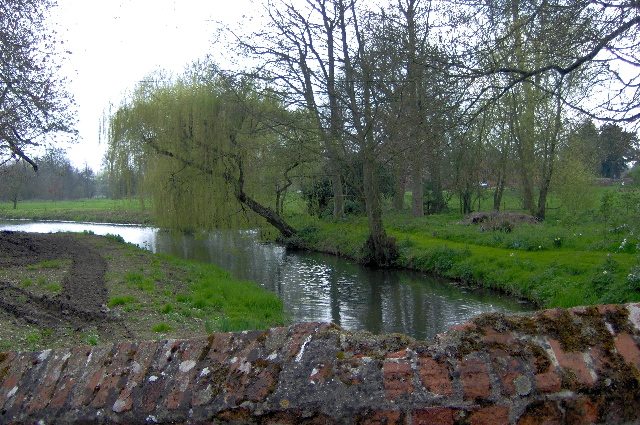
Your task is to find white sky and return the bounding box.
[49,0,254,171]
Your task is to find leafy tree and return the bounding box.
[0,0,75,170]
[598,123,638,179]
[233,0,400,265]
[108,63,300,237]
[0,159,35,208]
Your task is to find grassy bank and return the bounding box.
[3,192,638,310]
[0,232,288,352]
[288,208,639,309]
[0,199,153,224]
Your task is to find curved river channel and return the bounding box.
[0,220,535,341]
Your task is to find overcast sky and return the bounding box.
[50,0,252,171]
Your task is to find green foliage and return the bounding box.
[85,334,100,346]
[108,295,137,306]
[43,283,61,292]
[0,198,152,224]
[160,303,174,313]
[123,272,155,292]
[38,260,61,268]
[108,62,304,234]
[290,185,640,309]
[169,258,287,331]
[553,156,597,215]
[151,323,173,332]
[104,233,126,243]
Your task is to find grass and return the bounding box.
[0,198,153,224]
[0,232,289,352]
[108,295,137,306]
[2,185,638,314]
[169,256,286,332]
[288,185,640,309]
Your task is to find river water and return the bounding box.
[0,220,535,341]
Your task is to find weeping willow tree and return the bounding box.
[108,63,299,237]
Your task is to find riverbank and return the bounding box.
[3,199,638,310]
[0,231,287,352]
[287,212,640,309]
[0,199,153,224]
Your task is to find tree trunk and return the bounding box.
[147,138,298,239]
[536,180,550,220]
[235,189,297,239]
[493,177,505,211]
[410,161,424,217]
[330,166,345,219]
[393,168,406,211]
[362,155,396,267]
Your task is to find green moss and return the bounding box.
[537,309,590,352]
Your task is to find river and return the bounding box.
[0,220,535,341]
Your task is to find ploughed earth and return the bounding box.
[0,231,207,352]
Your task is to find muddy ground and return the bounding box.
[0,231,208,352]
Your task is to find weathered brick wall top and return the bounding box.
[2,303,640,424]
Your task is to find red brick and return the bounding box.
[534,371,562,393]
[468,406,510,425]
[224,358,280,405]
[548,338,594,387]
[48,345,94,409]
[91,341,137,408]
[27,349,73,412]
[0,352,31,409]
[67,344,115,408]
[384,359,413,400]
[244,361,280,403]
[418,356,453,396]
[483,327,516,346]
[565,397,600,425]
[166,339,211,410]
[288,324,318,360]
[460,356,491,400]
[387,349,409,359]
[204,333,236,363]
[614,332,640,370]
[626,303,640,331]
[190,363,228,407]
[0,351,17,371]
[516,401,563,425]
[309,362,332,384]
[412,407,455,425]
[140,340,181,412]
[112,340,159,413]
[489,349,527,396]
[355,410,403,424]
[449,322,475,333]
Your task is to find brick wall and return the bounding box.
[2,303,640,424]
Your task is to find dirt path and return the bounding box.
[0,231,132,343]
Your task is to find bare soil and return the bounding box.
[0,231,209,352]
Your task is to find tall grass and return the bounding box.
[163,255,287,332]
[288,184,640,309]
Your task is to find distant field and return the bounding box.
[0,199,153,224]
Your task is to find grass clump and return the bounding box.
[151,322,173,332]
[108,295,137,306]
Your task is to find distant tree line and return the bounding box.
[0,149,101,207]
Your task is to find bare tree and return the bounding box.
[0,0,75,170]
[451,0,640,126]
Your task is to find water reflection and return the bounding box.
[0,220,534,341]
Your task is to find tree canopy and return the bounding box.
[0,0,75,170]
[106,0,640,266]
[108,63,303,236]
